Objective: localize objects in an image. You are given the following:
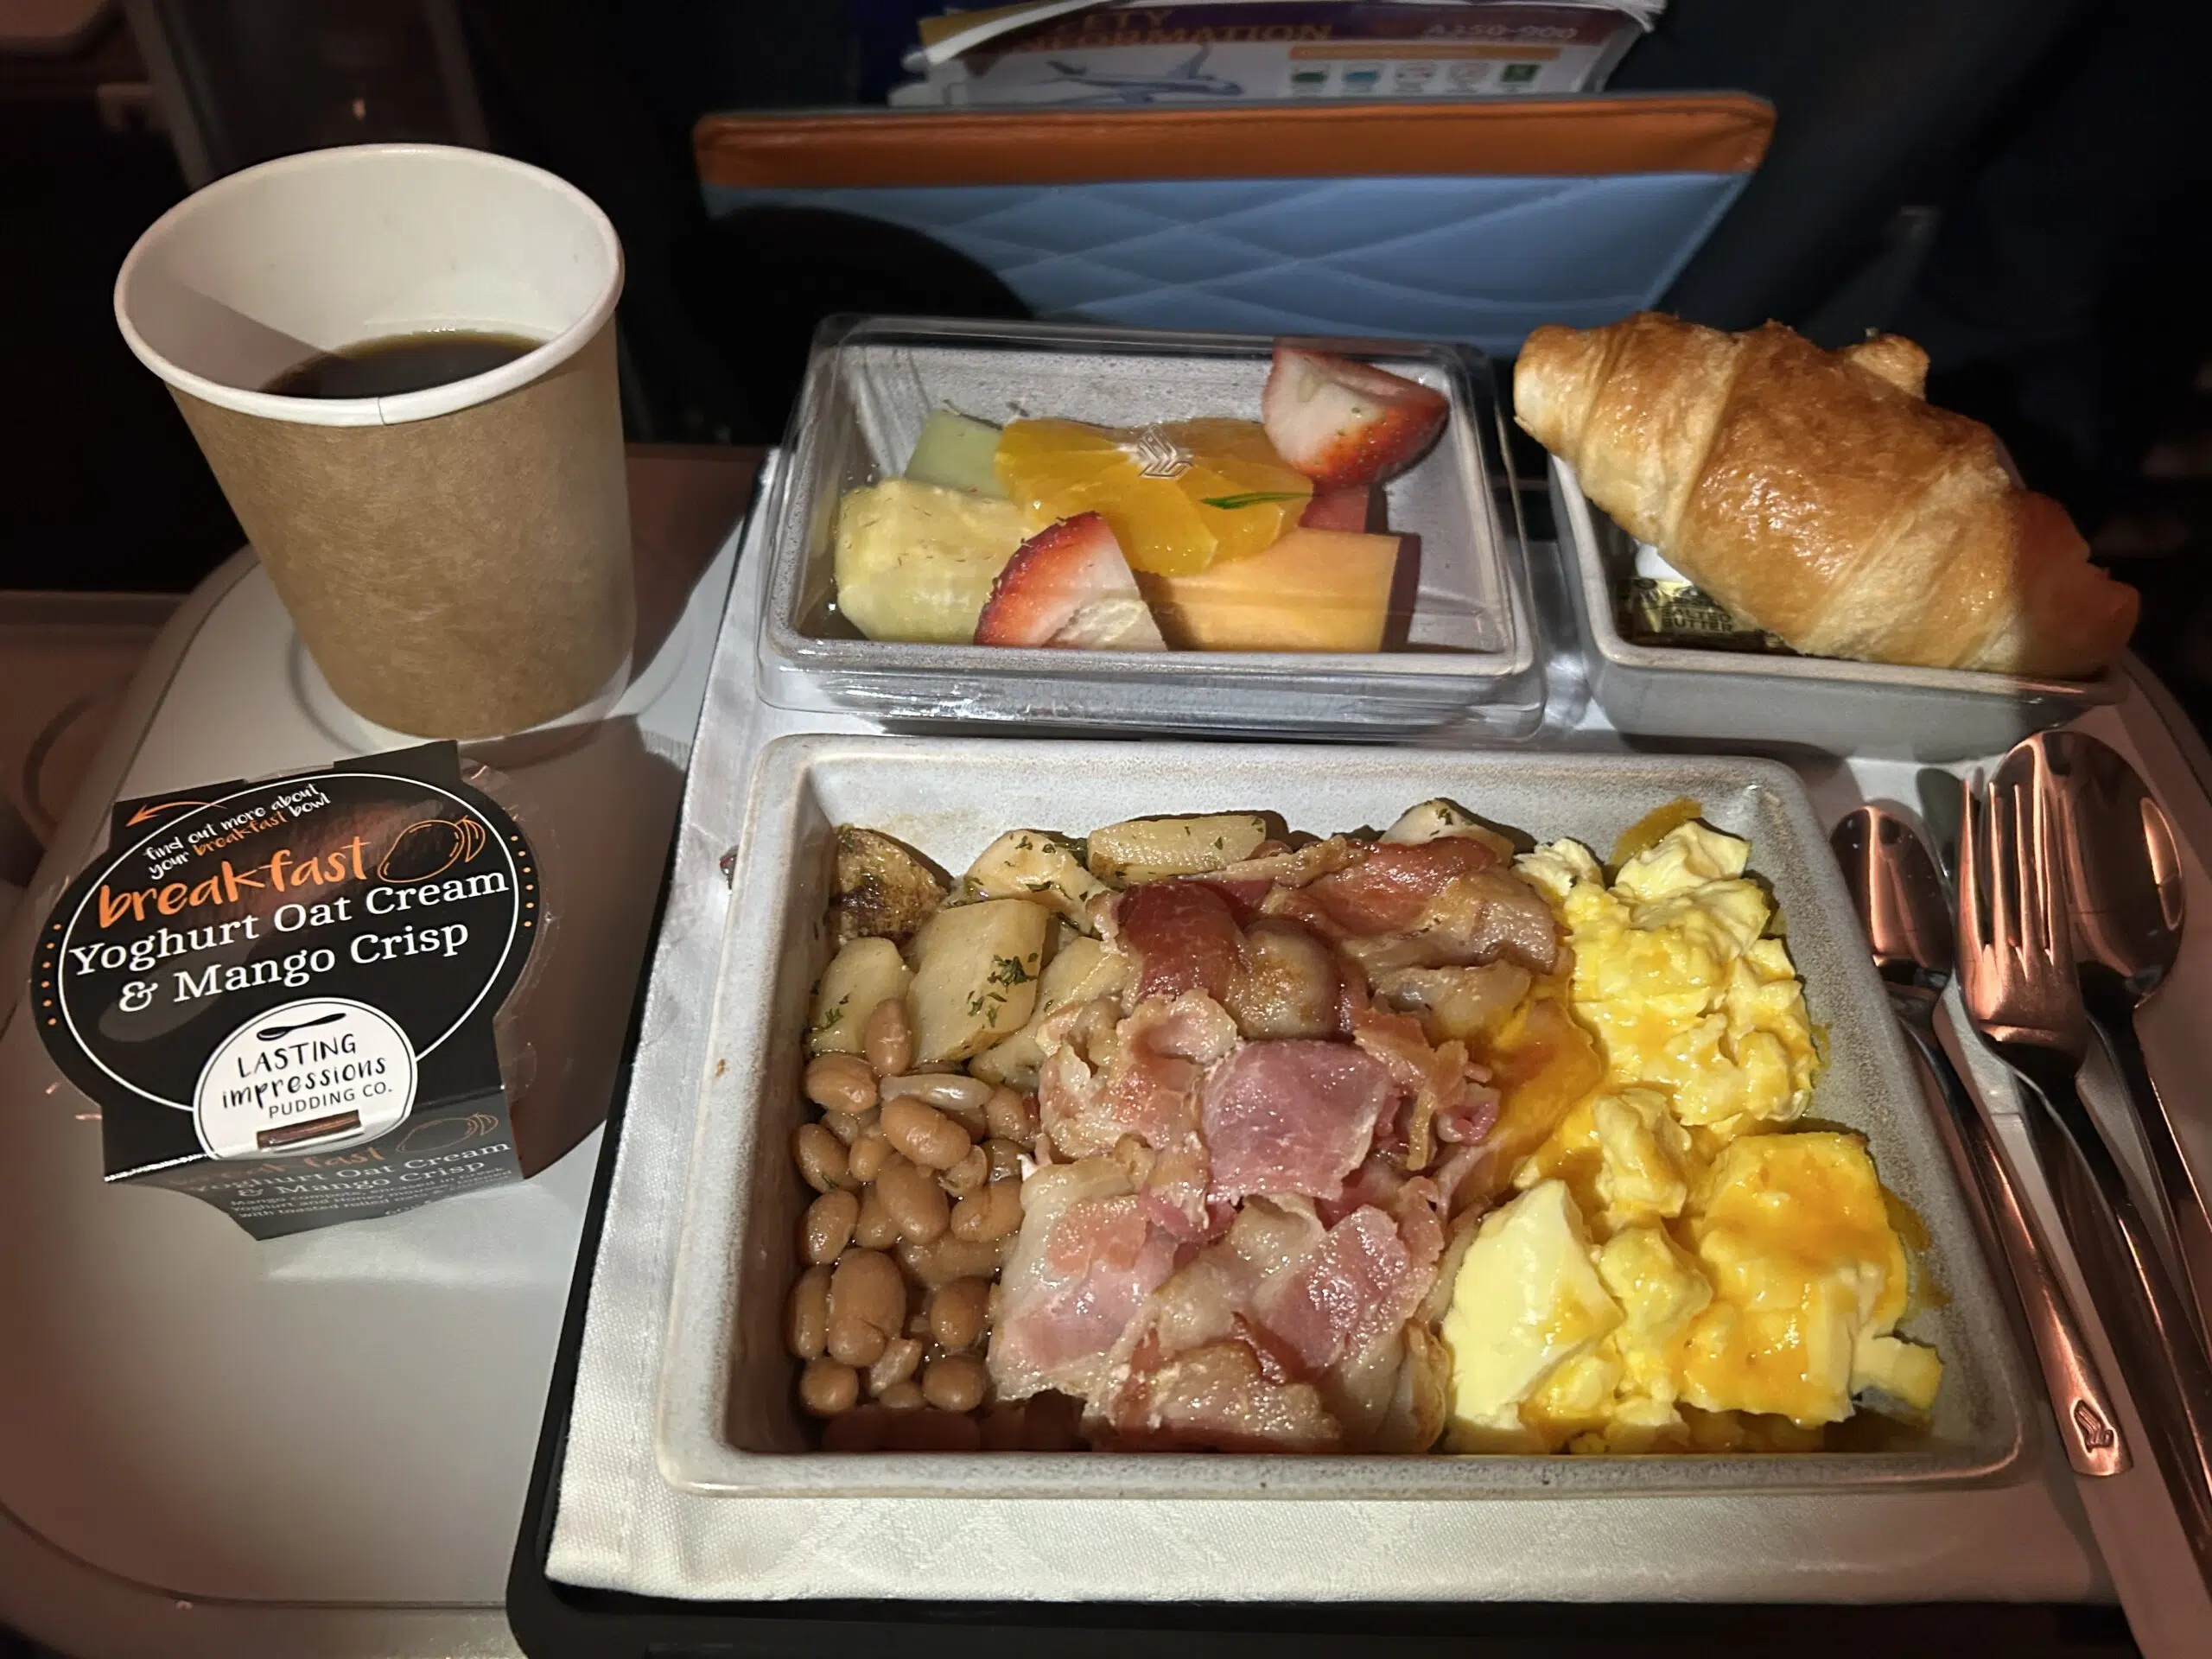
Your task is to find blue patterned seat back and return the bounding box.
[705,169,1751,358]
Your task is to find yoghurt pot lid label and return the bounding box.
[32,743,538,1237]
[190,996,419,1159]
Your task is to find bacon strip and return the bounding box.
[989,1158,1181,1402]
[1114,881,1242,1007]
[989,801,1561,1452]
[1039,992,1238,1237]
[1348,998,1491,1173]
[1302,838,1501,934]
[1200,1039,1394,1206]
[1252,1205,1432,1374]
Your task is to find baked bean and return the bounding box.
[940,1144,989,1197]
[868,1337,924,1395]
[798,1357,859,1416]
[848,1129,893,1184]
[798,917,1033,1452]
[983,1087,1036,1144]
[801,1190,860,1264]
[880,1073,993,1111]
[829,1249,905,1339]
[928,1277,991,1351]
[1022,1390,1084,1451]
[822,1404,888,1452]
[804,1053,877,1114]
[880,1096,972,1171]
[825,1313,887,1369]
[785,1264,831,1359]
[820,1107,875,1147]
[899,1235,1004,1288]
[877,1159,950,1243]
[884,1408,985,1452]
[792,1123,851,1193]
[921,1352,989,1413]
[853,1183,901,1250]
[863,997,913,1077]
[951,1179,1022,1243]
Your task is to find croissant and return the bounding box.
[1516,313,2137,678]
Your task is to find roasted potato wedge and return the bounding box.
[808,937,912,1056]
[1370,962,1532,1044]
[906,898,1051,1065]
[969,935,1128,1087]
[1084,812,1271,885]
[961,830,1111,931]
[1382,798,1515,861]
[831,826,949,946]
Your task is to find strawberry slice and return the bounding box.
[974,512,1167,650]
[1300,485,1382,533]
[1262,345,1448,490]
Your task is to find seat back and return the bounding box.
[693,95,1772,357]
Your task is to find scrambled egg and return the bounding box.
[1440,821,1941,1452]
[1516,822,1816,1137]
[1679,1133,1945,1426]
[1441,1179,1620,1452]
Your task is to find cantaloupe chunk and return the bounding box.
[1146,527,1402,652]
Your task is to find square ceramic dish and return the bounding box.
[755,317,1543,738]
[1549,458,2125,761]
[656,734,2032,1500]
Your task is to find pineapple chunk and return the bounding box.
[833,479,1032,645]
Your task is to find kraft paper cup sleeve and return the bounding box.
[168,328,633,740]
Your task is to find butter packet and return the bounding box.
[31,743,539,1238]
[1618,577,1792,654]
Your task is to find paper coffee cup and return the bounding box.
[114,144,634,740]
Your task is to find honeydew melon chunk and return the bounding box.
[905,410,1007,497]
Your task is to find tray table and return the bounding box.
[513,458,2212,1654]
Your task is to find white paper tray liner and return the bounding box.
[549,456,2164,1605]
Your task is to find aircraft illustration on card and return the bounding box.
[1034,46,1245,103]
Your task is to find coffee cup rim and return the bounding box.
[113,143,625,429]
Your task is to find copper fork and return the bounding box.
[1960,742,2212,1580]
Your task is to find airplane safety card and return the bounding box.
[893,1,1656,106]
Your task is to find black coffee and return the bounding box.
[264,330,542,399]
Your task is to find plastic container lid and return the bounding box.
[754,316,1544,741]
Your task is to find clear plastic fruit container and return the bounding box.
[753,316,1544,739]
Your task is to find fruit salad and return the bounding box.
[830,342,1450,655]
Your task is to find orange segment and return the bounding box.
[995,416,1313,576]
